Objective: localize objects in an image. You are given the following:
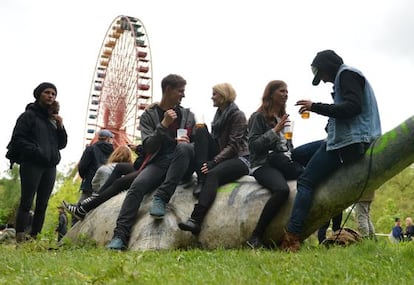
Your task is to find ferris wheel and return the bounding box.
[83,15,153,148]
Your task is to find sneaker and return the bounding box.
[279,230,301,252]
[62,201,86,220]
[178,218,201,235]
[149,196,166,219]
[246,235,264,249]
[106,237,127,251]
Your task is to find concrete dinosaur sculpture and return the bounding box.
[65,116,414,250]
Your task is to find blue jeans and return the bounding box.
[287,140,343,234]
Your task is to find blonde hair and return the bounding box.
[107,145,132,164]
[406,217,413,226]
[212,83,237,104]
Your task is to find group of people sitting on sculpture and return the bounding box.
[62,49,381,252]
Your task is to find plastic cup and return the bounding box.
[195,114,205,129]
[177,128,188,138]
[301,111,310,119]
[284,121,294,140]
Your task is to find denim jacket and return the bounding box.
[326,65,382,151]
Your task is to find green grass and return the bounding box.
[1,239,413,284]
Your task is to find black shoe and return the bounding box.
[178,218,201,235]
[193,184,202,198]
[246,235,264,249]
[62,201,86,220]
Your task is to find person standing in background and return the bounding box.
[317,213,343,244]
[7,82,67,242]
[404,217,414,241]
[390,217,404,243]
[354,190,376,239]
[55,206,67,242]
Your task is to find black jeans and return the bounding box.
[16,162,56,236]
[317,213,343,244]
[190,127,249,223]
[98,163,136,193]
[83,170,139,212]
[113,143,194,244]
[251,165,291,237]
[193,126,219,183]
[197,158,249,210]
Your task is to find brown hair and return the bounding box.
[107,145,133,164]
[257,80,287,124]
[161,74,186,93]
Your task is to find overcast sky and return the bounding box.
[1,0,413,173]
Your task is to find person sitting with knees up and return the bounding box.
[178,82,250,235]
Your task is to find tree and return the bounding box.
[0,166,21,225]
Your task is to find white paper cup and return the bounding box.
[177,128,187,138]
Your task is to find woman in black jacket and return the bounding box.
[178,82,250,235]
[8,82,67,242]
[246,80,303,248]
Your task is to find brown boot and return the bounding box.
[279,231,301,252]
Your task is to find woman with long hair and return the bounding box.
[246,80,303,248]
[91,145,133,192]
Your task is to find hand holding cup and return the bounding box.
[284,120,294,140]
[176,128,189,143]
[296,99,312,119]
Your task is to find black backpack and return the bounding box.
[5,138,21,169]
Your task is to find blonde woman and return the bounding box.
[405,217,414,241]
[178,83,250,235]
[92,145,133,192]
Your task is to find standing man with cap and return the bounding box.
[280,50,382,252]
[73,129,114,223]
[7,82,67,242]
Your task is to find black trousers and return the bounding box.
[251,165,290,237]
[190,128,249,223]
[317,213,343,244]
[113,143,194,244]
[16,162,56,236]
[83,170,139,212]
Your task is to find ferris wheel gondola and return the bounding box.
[83,15,153,148]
